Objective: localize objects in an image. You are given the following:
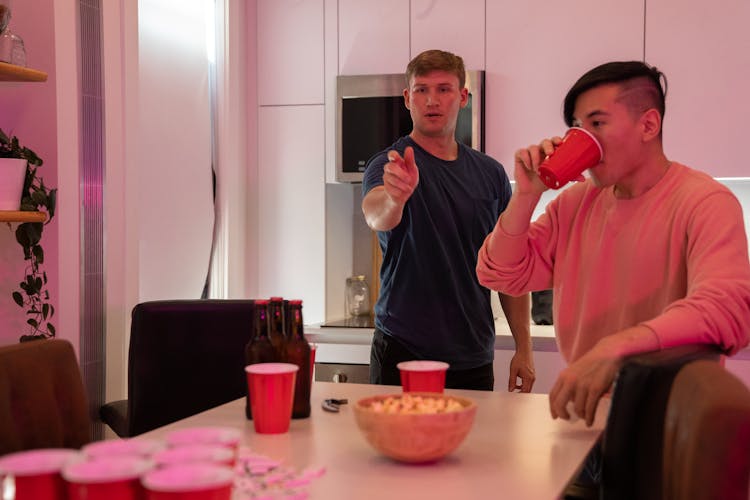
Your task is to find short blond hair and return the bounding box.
[405,50,466,89]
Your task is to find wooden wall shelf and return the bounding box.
[0,211,47,223]
[0,62,48,82]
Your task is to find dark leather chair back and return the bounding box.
[100,300,255,437]
[600,344,722,500]
[663,360,750,500]
[0,339,90,454]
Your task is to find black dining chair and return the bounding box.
[0,338,90,454]
[99,299,256,437]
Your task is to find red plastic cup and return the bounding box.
[164,427,242,452]
[63,456,153,500]
[82,438,165,459]
[245,363,299,434]
[152,445,235,468]
[0,448,81,500]
[141,464,233,500]
[397,360,450,393]
[538,127,603,189]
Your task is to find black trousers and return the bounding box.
[369,328,494,391]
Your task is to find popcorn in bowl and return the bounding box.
[353,393,477,463]
[369,394,465,414]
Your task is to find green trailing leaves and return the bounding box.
[2,128,57,340]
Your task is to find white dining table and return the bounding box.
[141,381,609,499]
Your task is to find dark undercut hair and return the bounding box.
[563,61,667,129]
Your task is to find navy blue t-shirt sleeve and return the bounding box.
[362,152,388,197]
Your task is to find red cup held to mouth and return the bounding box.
[538,127,603,189]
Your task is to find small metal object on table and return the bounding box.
[321,398,348,413]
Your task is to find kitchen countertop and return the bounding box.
[305,316,750,363]
[305,316,559,365]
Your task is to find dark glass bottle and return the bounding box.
[284,299,311,419]
[244,299,277,419]
[268,297,287,361]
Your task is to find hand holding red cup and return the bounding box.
[538,127,603,189]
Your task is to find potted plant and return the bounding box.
[0,128,57,341]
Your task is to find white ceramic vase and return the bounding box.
[0,158,26,210]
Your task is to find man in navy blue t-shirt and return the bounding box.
[361,49,535,391]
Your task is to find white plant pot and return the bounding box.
[0,158,26,210]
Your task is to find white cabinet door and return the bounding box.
[485,1,644,175]
[411,0,485,70]
[338,0,410,75]
[258,0,325,105]
[646,0,750,177]
[258,105,326,323]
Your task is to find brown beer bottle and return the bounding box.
[268,297,287,360]
[244,299,277,419]
[284,299,311,418]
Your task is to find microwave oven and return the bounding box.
[335,70,485,183]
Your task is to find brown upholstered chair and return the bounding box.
[662,360,750,500]
[561,345,723,499]
[0,339,90,454]
[598,344,723,500]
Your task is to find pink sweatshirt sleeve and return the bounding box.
[477,190,569,295]
[477,170,750,360]
[641,191,750,355]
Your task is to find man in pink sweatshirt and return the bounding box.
[476,61,750,427]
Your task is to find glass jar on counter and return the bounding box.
[345,275,371,318]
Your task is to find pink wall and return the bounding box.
[0,0,58,345]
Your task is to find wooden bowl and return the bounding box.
[353,392,477,463]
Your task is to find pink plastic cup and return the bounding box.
[397,360,450,393]
[245,362,299,434]
[63,456,154,500]
[0,448,81,500]
[538,127,603,189]
[141,463,233,500]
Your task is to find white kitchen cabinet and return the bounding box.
[645,0,750,177]
[484,1,644,174]
[257,0,325,105]
[410,0,485,70]
[338,0,410,75]
[257,105,326,323]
